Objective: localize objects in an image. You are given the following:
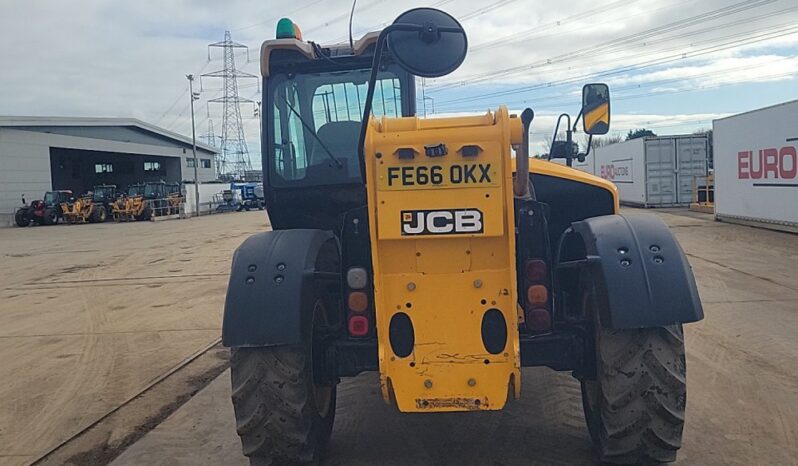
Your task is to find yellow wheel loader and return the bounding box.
[222,8,703,465]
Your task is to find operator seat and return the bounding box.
[305,121,360,183]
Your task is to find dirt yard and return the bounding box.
[115,208,798,466]
[3,208,798,466]
[0,212,268,466]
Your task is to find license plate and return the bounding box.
[378,162,498,190]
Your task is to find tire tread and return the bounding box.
[230,346,334,465]
[593,325,687,464]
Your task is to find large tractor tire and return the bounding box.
[91,205,108,223]
[42,208,57,225]
[580,272,687,464]
[136,204,152,221]
[14,209,30,227]
[230,302,336,466]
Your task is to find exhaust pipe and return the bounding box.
[514,108,535,199]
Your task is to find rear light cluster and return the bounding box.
[346,267,371,337]
[524,259,551,333]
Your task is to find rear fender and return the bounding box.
[222,229,341,347]
[558,214,703,328]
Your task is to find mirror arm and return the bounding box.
[583,133,593,158]
[572,108,582,132]
[548,113,568,161]
[357,26,394,183]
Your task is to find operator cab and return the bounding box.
[261,22,416,231]
[92,185,117,203]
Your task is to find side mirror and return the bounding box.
[387,8,468,78]
[357,8,467,181]
[581,83,610,135]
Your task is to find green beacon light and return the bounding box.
[276,18,302,40]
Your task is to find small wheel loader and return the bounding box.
[222,9,704,465]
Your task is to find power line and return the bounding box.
[458,0,521,21]
[432,10,798,107]
[328,0,456,43]
[468,0,681,54]
[231,0,326,32]
[303,0,390,36]
[155,59,215,126]
[437,57,798,113]
[430,0,778,90]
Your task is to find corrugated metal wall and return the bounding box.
[591,135,709,207]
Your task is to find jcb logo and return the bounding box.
[400,209,483,235]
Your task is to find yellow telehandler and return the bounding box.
[61,194,105,224]
[112,184,152,221]
[222,8,703,465]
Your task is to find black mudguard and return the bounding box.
[222,229,340,347]
[560,214,703,329]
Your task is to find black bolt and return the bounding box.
[274,275,284,284]
[245,276,255,285]
[248,264,257,272]
[650,245,661,253]
[620,258,632,267]
[653,256,664,264]
[276,263,286,271]
[618,247,629,255]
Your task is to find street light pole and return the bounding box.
[187,74,200,217]
[256,100,262,140]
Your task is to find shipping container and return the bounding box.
[587,135,710,207]
[713,99,798,233]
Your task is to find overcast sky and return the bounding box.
[2,0,797,161]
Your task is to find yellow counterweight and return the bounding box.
[364,106,523,412]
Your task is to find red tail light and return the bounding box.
[525,259,547,282]
[526,308,552,332]
[348,315,369,336]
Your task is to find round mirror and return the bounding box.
[387,8,467,78]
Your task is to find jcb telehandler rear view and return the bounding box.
[222,8,703,465]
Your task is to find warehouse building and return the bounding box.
[0,116,219,225]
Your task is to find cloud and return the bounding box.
[0,0,796,170]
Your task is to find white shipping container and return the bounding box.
[713,100,798,232]
[570,153,595,175]
[589,135,709,207]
